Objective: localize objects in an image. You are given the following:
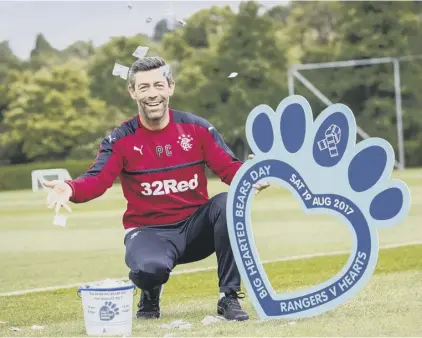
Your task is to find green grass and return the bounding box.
[1,174,421,293]
[0,169,421,336]
[1,245,421,336]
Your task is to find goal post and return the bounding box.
[31,168,72,192]
[288,55,422,171]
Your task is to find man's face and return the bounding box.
[128,67,175,121]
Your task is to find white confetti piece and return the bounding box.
[127,2,133,9]
[177,19,186,26]
[0,321,7,324]
[228,72,238,78]
[288,321,297,326]
[31,325,45,330]
[132,46,149,59]
[9,327,21,332]
[201,315,225,326]
[161,64,170,77]
[112,63,130,80]
[53,214,67,227]
[160,320,192,329]
[177,322,192,329]
[146,17,152,23]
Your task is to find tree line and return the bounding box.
[1,1,422,166]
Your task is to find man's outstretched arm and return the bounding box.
[65,135,124,203]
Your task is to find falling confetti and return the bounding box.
[201,315,226,326]
[160,320,192,329]
[177,19,186,26]
[127,2,133,9]
[228,72,238,78]
[146,17,152,23]
[0,321,7,324]
[53,213,67,227]
[132,46,149,59]
[112,63,130,80]
[31,325,45,330]
[161,64,170,77]
[9,327,21,332]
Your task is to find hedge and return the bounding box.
[0,160,96,191]
[0,160,218,192]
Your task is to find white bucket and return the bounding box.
[78,281,137,337]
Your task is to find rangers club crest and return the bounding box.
[177,134,193,151]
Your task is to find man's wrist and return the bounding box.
[64,180,75,198]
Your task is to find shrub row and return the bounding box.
[0,160,95,191]
[0,160,218,191]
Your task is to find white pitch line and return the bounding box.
[1,240,421,297]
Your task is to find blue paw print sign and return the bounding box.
[226,95,411,320]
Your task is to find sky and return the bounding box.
[0,0,286,60]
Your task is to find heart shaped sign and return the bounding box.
[226,95,411,319]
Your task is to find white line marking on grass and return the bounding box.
[1,240,421,297]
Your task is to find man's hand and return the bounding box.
[42,180,73,213]
[247,154,270,194]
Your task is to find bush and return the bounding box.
[0,160,219,191]
[0,159,96,191]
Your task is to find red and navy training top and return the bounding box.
[65,108,243,230]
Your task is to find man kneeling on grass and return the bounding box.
[43,56,269,321]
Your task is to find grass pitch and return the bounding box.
[1,246,421,336]
[0,169,421,336]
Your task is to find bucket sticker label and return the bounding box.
[99,301,120,321]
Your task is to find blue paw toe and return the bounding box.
[313,112,349,167]
[252,112,274,153]
[370,188,403,220]
[280,103,306,153]
[348,146,387,192]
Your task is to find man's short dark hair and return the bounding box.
[128,56,174,89]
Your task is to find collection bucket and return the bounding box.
[78,282,136,337]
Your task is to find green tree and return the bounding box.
[164,1,289,144]
[28,34,61,70]
[87,34,162,117]
[27,35,95,72]
[161,5,235,61]
[0,41,26,164]
[285,1,422,166]
[61,40,96,60]
[0,41,23,117]
[0,63,108,162]
[153,19,171,41]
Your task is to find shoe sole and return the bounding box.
[136,313,160,320]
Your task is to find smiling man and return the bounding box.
[43,56,269,321]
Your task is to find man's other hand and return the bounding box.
[42,180,73,213]
[247,154,270,194]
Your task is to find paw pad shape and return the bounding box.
[227,94,411,320]
[99,301,119,321]
[246,95,410,228]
